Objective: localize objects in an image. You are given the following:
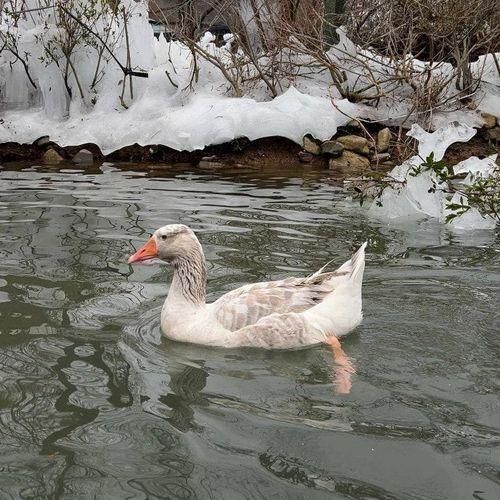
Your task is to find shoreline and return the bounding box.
[0,125,498,177]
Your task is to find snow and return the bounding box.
[1,2,498,153]
[369,123,497,230]
[477,92,500,121]
[0,1,359,153]
[0,88,358,154]
[326,29,500,131]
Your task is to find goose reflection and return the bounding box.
[160,364,209,432]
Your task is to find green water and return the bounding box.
[0,163,498,499]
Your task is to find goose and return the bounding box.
[128,224,367,393]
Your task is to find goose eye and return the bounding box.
[161,234,167,240]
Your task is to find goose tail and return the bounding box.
[349,241,367,286]
[303,242,367,339]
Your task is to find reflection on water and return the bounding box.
[0,163,499,499]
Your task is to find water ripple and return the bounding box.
[0,165,498,499]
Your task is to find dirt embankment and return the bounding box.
[0,122,498,176]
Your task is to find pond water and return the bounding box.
[0,162,498,499]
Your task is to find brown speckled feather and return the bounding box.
[210,270,349,332]
[228,312,317,349]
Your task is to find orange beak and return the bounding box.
[128,237,158,264]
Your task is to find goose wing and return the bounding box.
[210,270,349,331]
[227,311,321,349]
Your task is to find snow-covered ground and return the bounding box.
[0,1,498,229]
[0,88,359,154]
[1,1,498,151]
[0,1,357,152]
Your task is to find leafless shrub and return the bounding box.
[1,0,140,112]
[33,1,122,102]
[345,0,500,93]
[150,0,329,98]
[152,0,498,125]
[0,0,40,90]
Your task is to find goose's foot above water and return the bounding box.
[325,336,355,394]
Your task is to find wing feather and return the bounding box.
[226,312,323,349]
[210,270,349,331]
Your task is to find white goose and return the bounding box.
[128,224,367,393]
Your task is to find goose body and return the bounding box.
[128,224,367,353]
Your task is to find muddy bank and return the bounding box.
[0,136,313,167]
[1,124,498,177]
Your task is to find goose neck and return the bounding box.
[171,250,207,305]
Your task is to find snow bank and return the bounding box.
[0,1,357,153]
[326,28,500,130]
[369,123,497,230]
[0,88,357,154]
[2,2,498,153]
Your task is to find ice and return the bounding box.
[444,193,496,231]
[430,110,484,131]
[446,155,498,230]
[407,122,476,161]
[371,159,445,220]
[370,123,474,219]
[453,154,498,179]
[0,87,358,154]
[369,123,497,230]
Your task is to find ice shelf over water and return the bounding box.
[0,87,359,154]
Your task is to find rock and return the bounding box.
[371,152,391,162]
[336,135,370,155]
[320,140,344,157]
[33,136,50,147]
[481,112,497,129]
[329,151,370,171]
[43,148,64,163]
[377,128,391,153]
[72,149,94,164]
[303,136,321,155]
[347,119,362,129]
[201,155,218,161]
[298,151,313,163]
[487,127,500,141]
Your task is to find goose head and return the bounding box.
[128,224,202,264]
